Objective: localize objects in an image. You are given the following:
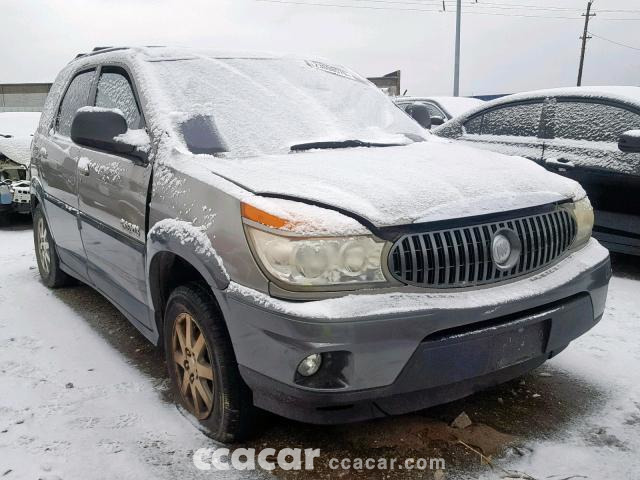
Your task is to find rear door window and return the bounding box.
[55,70,96,137]
[95,70,143,129]
[554,100,640,143]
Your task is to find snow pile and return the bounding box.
[227,239,608,320]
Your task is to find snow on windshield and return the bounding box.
[146,57,427,157]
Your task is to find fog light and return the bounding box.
[297,353,322,377]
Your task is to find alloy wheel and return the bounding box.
[172,312,215,419]
[37,217,51,275]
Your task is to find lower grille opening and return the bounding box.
[421,293,588,343]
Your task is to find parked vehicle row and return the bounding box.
[30,47,610,441]
[433,87,640,256]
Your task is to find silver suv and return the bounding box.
[31,47,611,442]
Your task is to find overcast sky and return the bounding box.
[1,0,639,96]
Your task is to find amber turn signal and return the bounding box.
[241,202,287,229]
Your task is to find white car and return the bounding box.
[394,96,484,128]
[0,112,40,216]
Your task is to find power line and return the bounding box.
[254,0,585,19]
[589,31,640,51]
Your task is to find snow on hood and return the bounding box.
[200,140,584,227]
[0,112,40,166]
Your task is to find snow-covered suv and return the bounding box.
[31,47,611,442]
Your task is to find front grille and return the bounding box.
[389,209,576,288]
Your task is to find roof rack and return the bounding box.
[73,45,167,61]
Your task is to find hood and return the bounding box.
[0,137,32,166]
[203,140,584,227]
[0,112,40,167]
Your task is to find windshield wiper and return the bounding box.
[290,139,404,152]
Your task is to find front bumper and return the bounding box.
[219,239,611,424]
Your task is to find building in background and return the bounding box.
[0,83,51,112]
[367,71,401,96]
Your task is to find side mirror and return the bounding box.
[71,108,148,162]
[430,115,446,126]
[406,104,432,130]
[618,130,640,153]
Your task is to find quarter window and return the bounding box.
[55,70,95,137]
[554,101,640,143]
[95,71,142,129]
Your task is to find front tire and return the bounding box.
[164,282,256,442]
[33,204,73,288]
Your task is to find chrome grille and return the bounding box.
[388,209,576,288]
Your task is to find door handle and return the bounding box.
[77,157,90,176]
[545,158,575,170]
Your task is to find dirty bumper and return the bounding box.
[221,240,611,424]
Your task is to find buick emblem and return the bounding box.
[491,229,521,270]
[492,234,511,265]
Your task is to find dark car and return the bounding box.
[434,87,640,255]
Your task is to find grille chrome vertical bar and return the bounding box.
[430,233,441,285]
[407,236,419,284]
[440,231,451,285]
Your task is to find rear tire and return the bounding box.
[33,204,73,288]
[164,282,256,442]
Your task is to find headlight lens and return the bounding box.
[245,226,387,287]
[572,197,594,247]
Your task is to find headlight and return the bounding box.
[572,197,594,248]
[245,226,387,288]
[241,203,388,289]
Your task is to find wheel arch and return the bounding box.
[146,229,230,346]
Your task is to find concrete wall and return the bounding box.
[0,83,52,112]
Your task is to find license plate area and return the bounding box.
[491,319,550,369]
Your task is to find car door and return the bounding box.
[456,101,546,163]
[77,65,154,328]
[38,68,96,280]
[541,98,640,249]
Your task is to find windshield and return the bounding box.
[147,57,427,157]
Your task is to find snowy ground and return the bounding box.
[1,217,639,479]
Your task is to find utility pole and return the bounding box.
[577,0,596,87]
[453,0,461,96]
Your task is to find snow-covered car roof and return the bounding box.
[394,96,485,118]
[0,112,40,166]
[472,86,640,115]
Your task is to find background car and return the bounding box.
[434,87,640,256]
[0,112,41,217]
[394,96,484,128]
